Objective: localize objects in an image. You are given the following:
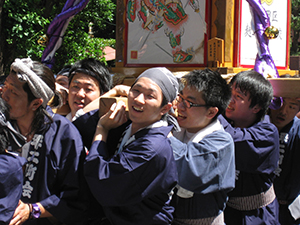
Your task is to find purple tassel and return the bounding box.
[246,0,281,109]
[41,0,90,68]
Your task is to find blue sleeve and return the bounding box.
[287,123,300,198]
[40,117,88,224]
[84,131,177,207]
[275,117,300,201]
[218,115,279,174]
[73,109,99,149]
[0,154,26,224]
[170,131,235,194]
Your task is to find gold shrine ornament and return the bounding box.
[37,34,49,47]
[264,26,279,39]
[261,0,273,6]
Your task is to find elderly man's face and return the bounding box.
[270,97,300,132]
[1,73,31,120]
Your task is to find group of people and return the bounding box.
[0,56,300,225]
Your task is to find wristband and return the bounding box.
[31,203,41,219]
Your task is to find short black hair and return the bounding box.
[57,65,72,77]
[230,70,273,122]
[69,58,112,95]
[181,69,231,121]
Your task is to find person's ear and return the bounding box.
[251,104,261,114]
[160,103,172,115]
[206,107,219,119]
[31,98,43,111]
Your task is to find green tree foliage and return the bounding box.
[1,0,116,75]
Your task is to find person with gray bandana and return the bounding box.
[84,67,179,225]
[1,58,88,225]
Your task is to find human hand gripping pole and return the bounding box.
[93,101,127,142]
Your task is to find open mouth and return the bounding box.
[276,116,285,122]
[227,105,233,110]
[132,106,143,112]
[74,101,85,108]
[177,112,186,119]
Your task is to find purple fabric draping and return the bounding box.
[41,0,90,68]
[246,0,281,110]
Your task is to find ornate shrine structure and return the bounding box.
[110,0,298,86]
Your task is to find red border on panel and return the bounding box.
[237,0,290,70]
[124,0,210,67]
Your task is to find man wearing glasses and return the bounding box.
[169,69,235,225]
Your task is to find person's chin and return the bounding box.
[225,110,233,119]
[274,117,285,126]
[70,105,82,114]
[177,117,186,126]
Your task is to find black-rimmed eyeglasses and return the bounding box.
[176,94,209,108]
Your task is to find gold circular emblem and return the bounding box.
[261,0,273,6]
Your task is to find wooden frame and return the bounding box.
[122,0,210,67]
[237,0,290,70]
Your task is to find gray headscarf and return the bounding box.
[134,67,180,131]
[135,67,179,102]
[10,58,54,108]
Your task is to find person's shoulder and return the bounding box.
[0,152,26,171]
[288,116,300,135]
[217,114,226,123]
[48,115,84,153]
[73,109,100,124]
[256,115,277,130]
[217,114,232,128]
[138,125,172,139]
[79,108,99,118]
[293,116,300,125]
[206,128,234,148]
[46,106,74,124]
[250,116,279,140]
[213,127,233,140]
[134,126,173,153]
[53,111,74,125]
[51,111,83,136]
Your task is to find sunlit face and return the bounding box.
[55,75,69,89]
[225,84,258,128]
[270,98,300,131]
[1,73,32,121]
[128,77,168,133]
[68,72,100,117]
[174,87,211,133]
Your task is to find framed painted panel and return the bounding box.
[238,0,290,69]
[124,0,209,67]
